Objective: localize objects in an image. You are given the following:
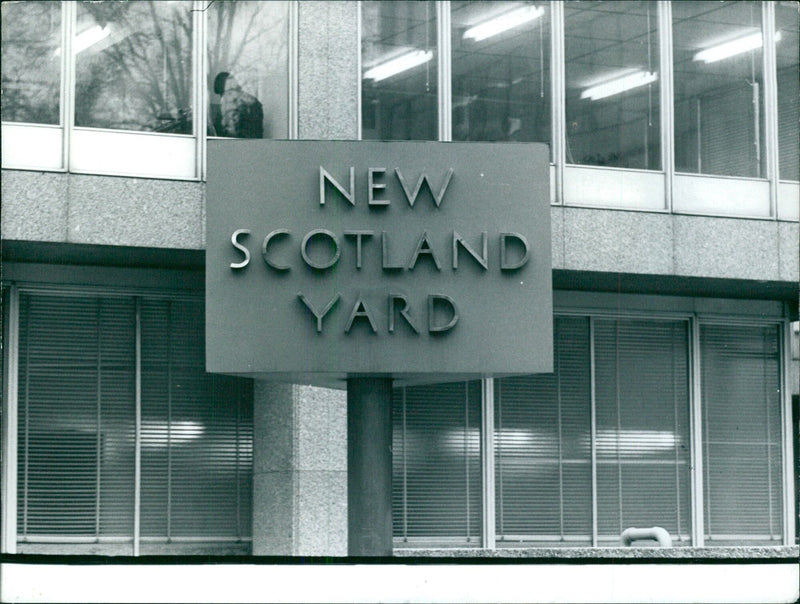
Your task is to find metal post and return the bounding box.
[347,377,393,556]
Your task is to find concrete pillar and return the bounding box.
[252,382,347,556]
[347,378,393,556]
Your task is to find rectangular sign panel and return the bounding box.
[206,140,551,380]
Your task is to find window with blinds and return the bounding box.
[594,319,691,545]
[16,291,252,550]
[495,316,592,545]
[700,324,783,544]
[392,381,482,545]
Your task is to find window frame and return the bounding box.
[0,0,298,181]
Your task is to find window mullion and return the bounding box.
[690,316,705,546]
[589,317,598,547]
[762,1,780,218]
[133,297,142,556]
[1,286,20,554]
[437,1,452,142]
[781,318,795,545]
[62,0,76,171]
[481,378,496,549]
[194,0,206,180]
[659,0,674,211]
[551,0,566,204]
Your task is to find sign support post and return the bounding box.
[347,377,393,556]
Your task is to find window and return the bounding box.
[495,317,592,545]
[0,1,61,125]
[392,381,482,545]
[361,0,438,141]
[673,1,765,178]
[450,1,551,146]
[207,1,290,139]
[16,292,252,554]
[776,2,799,182]
[74,1,193,133]
[593,319,691,545]
[564,1,661,170]
[0,0,291,178]
[700,323,783,544]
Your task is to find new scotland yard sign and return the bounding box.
[206,140,551,380]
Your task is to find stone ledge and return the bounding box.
[393,546,799,559]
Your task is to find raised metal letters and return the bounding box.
[345,297,379,334]
[230,229,251,269]
[262,229,292,271]
[301,229,341,270]
[452,231,488,270]
[395,167,454,208]
[427,294,459,333]
[320,166,355,206]
[500,232,531,270]
[298,293,340,333]
[388,294,420,334]
[407,231,442,271]
[368,168,390,206]
[344,230,374,269]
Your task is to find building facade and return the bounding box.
[1,0,798,570]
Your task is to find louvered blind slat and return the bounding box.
[700,324,783,543]
[594,319,691,544]
[392,381,482,543]
[495,317,592,542]
[18,293,253,544]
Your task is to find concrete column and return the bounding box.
[347,378,393,556]
[252,381,347,556]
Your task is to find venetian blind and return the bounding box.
[593,319,691,545]
[17,293,136,538]
[392,381,482,544]
[140,298,252,540]
[495,316,592,544]
[700,323,783,544]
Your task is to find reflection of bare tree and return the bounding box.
[1,1,61,124]
[76,1,193,132]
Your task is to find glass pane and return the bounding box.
[701,324,783,544]
[495,317,592,544]
[75,1,193,133]
[594,319,692,545]
[673,1,766,178]
[392,381,481,544]
[362,1,438,141]
[451,1,551,147]
[208,1,289,139]
[776,3,799,181]
[1,1,61,124]
[565,1,661,170]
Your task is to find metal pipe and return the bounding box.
[621,526,673,547]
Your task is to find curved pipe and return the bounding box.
[621,526,672,548]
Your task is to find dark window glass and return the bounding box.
[207,1,289,139]
[74,1,193,133]
[451,1,551,147]
[776,3,799,181]
[362,1,438,141]
[673,1,766,178]
[565,1,661,169]
[1,1,61,125]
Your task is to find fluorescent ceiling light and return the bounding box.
[73,25,111,54]
[693,31,781,63]
[463,5,545,42]
[363,49,434,82]
[581,70,658,101]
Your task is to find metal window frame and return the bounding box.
[762,1,780,218]
[1,285,20,554]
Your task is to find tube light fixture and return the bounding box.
[363,49,434,82]
[693,31,781,63]
[463,4,545,42]
[580,70,658,101]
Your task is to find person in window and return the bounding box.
[213,72,264,138]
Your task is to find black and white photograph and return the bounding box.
[1,1,798,602]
